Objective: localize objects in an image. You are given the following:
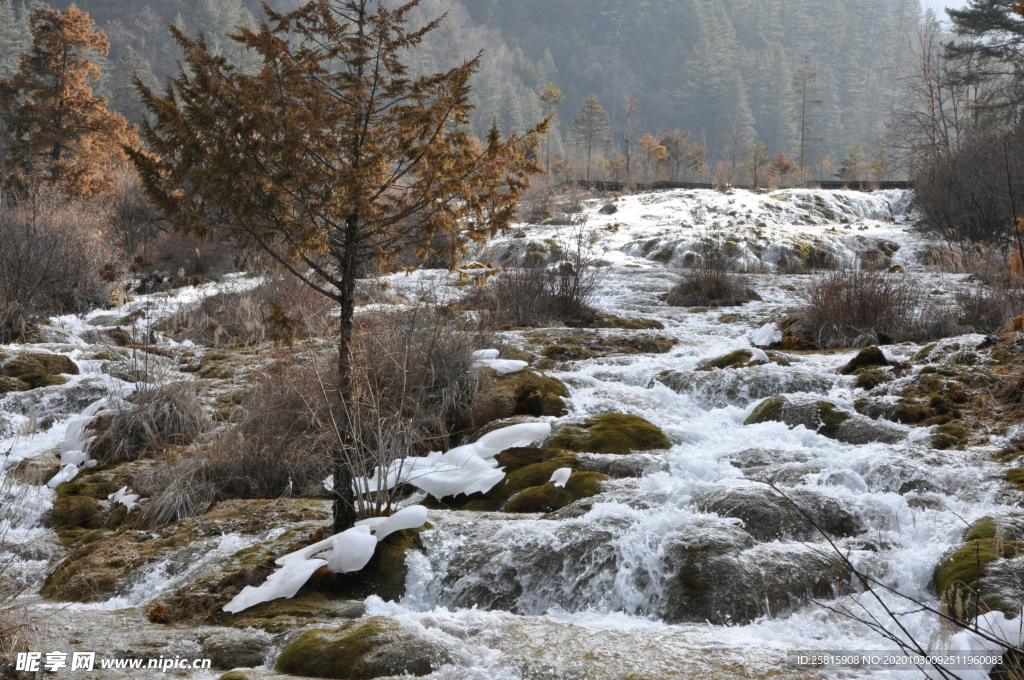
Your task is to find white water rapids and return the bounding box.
[1,189,1017,679]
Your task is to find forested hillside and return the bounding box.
[0,0,921,181]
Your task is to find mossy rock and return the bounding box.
[854,397,931,424]
[839,347,890,375]
[934,517,1024,617]
[48,496,103,529]
[444,452,579,511]
[854,369,889,390]
[505,472,610,513]
[211,590,366,631]
[913,343,937,362]
[695,349,790,371]
[274,618,450,679]
[1,353,79,379]
[744,395,904,444]
[586,312,665,330]
[495,447,567,473]
[0,375,29,394]
[932,421,968,450]
[55,479,121,500]
[542,344,598,361]
[549,413,670,454]
[218,673,252,680]
[651,246,675,263]
[467,370,569,429]
[301,526,428,602]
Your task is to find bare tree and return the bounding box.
[620,93,641,184]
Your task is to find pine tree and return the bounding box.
[0,6,135,196]
[0,0,30,78]
[569,93,610,181]
[498,86,522,137]
[130,0,544,532]
[109,46,158,124]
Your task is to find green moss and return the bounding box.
[855,369,888,391]
[449,453,578,511]
[542,345,598,361]
[49,496,103,529]
[696,350,752,371]
[275,624,386,677]
[274,618,448,679]
[55,479,121,500]
[743,395,787,425]
[933,421,968,450]
[468,371,569,428]
[839,347,890,375]
[587,314,665,330]
[550,413,670,454]
[652,246,675,263]
[495,447,566,474]
[934,532,1024,617]
[894,399,931,424]
[0,376,29,394]
[505,472,609,513]
[1,354,79,379]
[817,401,852,428]
[1005,469,1024,488]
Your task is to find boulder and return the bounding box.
[744,395,905,444]
[202,630,272,669]
[839,347,890,375]
[274,618,451,679]
[662,520,850,624]
[695,486,860,541]
[656,367,833,408]
[548,413,670,454]
[467,370,569,429]
[47,495,103,529]
[934,516,1024,618]
[694,349,790,371]
[504,471,610,513]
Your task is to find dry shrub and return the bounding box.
[954,284,1024,334]
[88,383,212,464]
[158,274,336,347]
[0,439,38,663]
[144,232,236,281]
[0,190,112,341]
[466,220,603,327]
[105,166,165,260]
[138,301,490,526]
[922,243,1024,333]
[798,268,924,347]
[915,127,1024,244]
[667,224,760,307]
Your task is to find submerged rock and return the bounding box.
[695,485,860,541]
[662,520,850,624]
[656,367,833,408]
[548,413,670,454]
[694,349,790,371]
[274,617,451,679]
[744,395,905,444]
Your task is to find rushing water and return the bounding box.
[1,189,1016,678]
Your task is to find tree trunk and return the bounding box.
[332,214,361,534]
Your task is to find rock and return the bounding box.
[695,486,860,541]
[662,520,850,624]
[854,368,889,390]
[574,452,668,478]
[694,349,790,371]
[300,527,428,602]
[274,617,451,679]
[0,375,28,394]
[212,591,366,632]
[0,352,78,390]
[218,673,252,680]
[933,421,969,449]
[467,370,569,429]
[599,202,617,215]
[656,367,833,408]
[934,516,1024,618]
[665,279,762,308]
[854,397,932,424]
[744,395,905,444]
[444,451,580,511]
[839,347,890,375]
[10,450,61,485]
[504,471,610,513]
[48,496,103,529]
[548,413,670,454]
[202,630,272,669]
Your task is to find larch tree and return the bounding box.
[660,129,690,181]
[771,151,796,186]
[538,81,563,178]
[129,0,543,533]
[637,132,665,183]
[569,93,610,182]
[742,140,772,188]
[0,6,135,196]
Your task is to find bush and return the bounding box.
[797,267,925,347]
[0,191,112,341]
[466,221,603,327]
[88,383,212,464]
[138,301,490,526]
[666,224,760,307]
[914,127,1024,244]
[105,166,165,260]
